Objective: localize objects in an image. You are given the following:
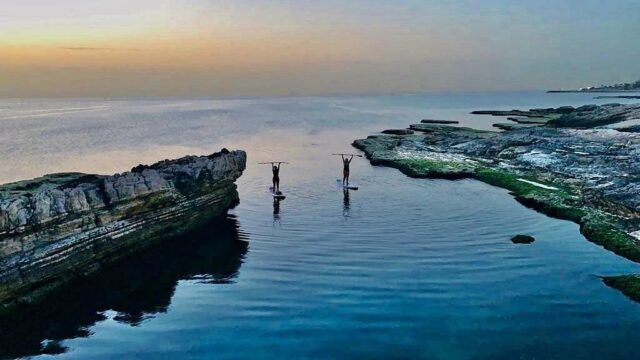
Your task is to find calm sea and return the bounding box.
[1,92,640,359]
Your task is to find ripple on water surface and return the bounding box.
[2,94,640,359]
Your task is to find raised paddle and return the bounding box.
[331,154,363,157]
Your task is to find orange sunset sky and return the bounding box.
[1,0,639,97]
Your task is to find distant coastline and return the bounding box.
[548,89,640,93]
[548,79,640,93]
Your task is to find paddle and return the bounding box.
[331,154,363,157]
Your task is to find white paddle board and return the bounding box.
[336,179,358,190]
[269,187,286,200]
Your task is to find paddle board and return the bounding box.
[269,187,286,200]
[336,179,359,190]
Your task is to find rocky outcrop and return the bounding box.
[354,119,640,301]
[353,122,640,259]
[548,104,640,128]
[473,103,640,129]
[0,149,246,309]
[595,96,640,100]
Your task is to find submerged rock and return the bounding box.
[511,235,535,244]
[0,149,246,309]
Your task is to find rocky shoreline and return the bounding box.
[0,149,246,310]
[353,104,640,302]
[472,103,640,129]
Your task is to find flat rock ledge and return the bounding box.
[421,119,459,124]
[353,120,640,302]
[473,103,640,129]
[0,149,246,309]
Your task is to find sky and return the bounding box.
[1,0,639,97]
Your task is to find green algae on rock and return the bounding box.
[603,275,640,303]
[353,124,640,267]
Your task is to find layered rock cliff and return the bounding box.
[0,149,246,309]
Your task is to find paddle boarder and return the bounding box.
[342,154,353,186]
[258,162,288,198]
[272,162,281,193]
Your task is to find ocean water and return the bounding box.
[1,92,640,359]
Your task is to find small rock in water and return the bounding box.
[382,129,414,135]
[511,234,535,244]
[421,119,459,124]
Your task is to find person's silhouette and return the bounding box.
[341,155,354,186]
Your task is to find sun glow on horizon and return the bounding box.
[1,0,639,97]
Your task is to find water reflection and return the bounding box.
[273,198,282,225]
[342,189,351,218]
[0,215,249,359]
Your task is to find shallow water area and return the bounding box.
[1,92,640,359]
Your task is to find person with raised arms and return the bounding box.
[342,154,353,186]
[259,161,288,199]
[332,154,362,188]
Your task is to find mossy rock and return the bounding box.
[603,275,640,303]
[511,234,535,244]
[394,159,475,179]
[580,217,640,263]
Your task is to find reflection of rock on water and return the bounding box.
[0,214,249,359]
